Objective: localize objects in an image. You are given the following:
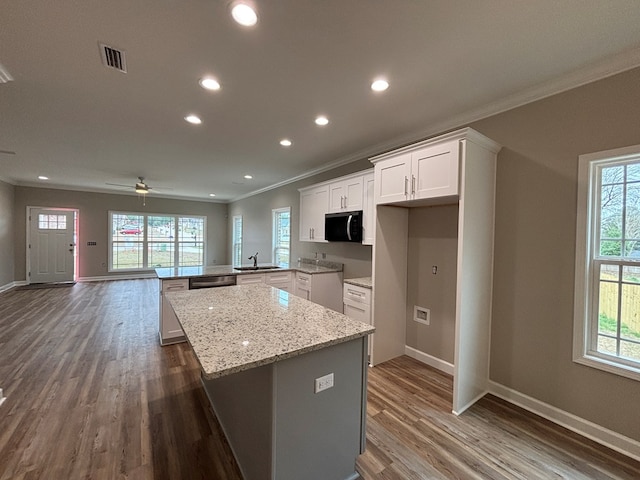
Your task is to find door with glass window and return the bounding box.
[29,208,75,283]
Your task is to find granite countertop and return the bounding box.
[166,284,374,380]
[344,277,372,289]
[156,258,343,280]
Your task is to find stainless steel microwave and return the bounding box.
[324,210,363,242]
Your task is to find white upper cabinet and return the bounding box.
[299,169,374,243]
[362,172,375,245]
[328,176,364,212]
[299,184,329,242]
[372,136,460,205]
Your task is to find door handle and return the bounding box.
[404,176,408,196]
[411,175,416,195]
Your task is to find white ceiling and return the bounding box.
[2,0,640,202]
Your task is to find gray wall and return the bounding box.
[13,187,228,280]
[406,204,459,364]
[0,179,15,287]
[470,67,640,441]
[228,160,373,279]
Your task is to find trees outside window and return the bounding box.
[272,207,290,266]
[574,146,640,381]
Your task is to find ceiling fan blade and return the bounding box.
[106,182,133,188]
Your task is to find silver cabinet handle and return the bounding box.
[404,176,408,196]
[343,195,347,208]
[411,175,416,195]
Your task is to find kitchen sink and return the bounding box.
[234,266,281,271]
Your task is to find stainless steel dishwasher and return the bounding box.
[189,275,237,289]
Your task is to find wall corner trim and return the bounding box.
[488,380,640,463]
[0,281,27,294]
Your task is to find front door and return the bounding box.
[29,208,76,283]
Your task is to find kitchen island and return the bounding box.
[166,284,374,480]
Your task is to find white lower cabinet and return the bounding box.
[343,283,372,359]
[237,274,265,285]
[265,271,293,292]
[159,278,188,345]
[237,271,293,292]
[293,271,343,312]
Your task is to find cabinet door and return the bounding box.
[160,279,188,344]
[362,172,375,245]
[412,140,459,200]
[329,177,364,212]
[294,272,312,299]
[328,182,346,212]
[237,274,265,285]
[374,152,412,205]
[343,176,364,210]
[299,185,328,242]
[266,271,292,292]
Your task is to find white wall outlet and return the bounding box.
[314,373,334,393]
[414,306,430,325]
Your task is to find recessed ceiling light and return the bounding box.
[184,114,202,125]
[231,2,258,27]
[38,176,49,180]
[209,193,216,197]
[199,77,221,91]
[280,139,292,147]
[244,174,253,179]
[371,79,389,92]
[315,116,329,126]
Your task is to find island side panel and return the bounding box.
[273,338,366,480]
[202,364,274,480]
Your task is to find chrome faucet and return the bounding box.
[248,252,258,268]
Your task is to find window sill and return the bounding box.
[574,354,640,382]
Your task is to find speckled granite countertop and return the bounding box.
[344,277,372,289]
[156,258,343,280]
[166,284,374,380]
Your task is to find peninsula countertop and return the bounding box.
[156,258,343,280]
[165,284,374,380]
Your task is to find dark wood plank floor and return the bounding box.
[1,279,638,479]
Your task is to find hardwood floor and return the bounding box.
[1,279,638,479]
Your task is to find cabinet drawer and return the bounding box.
[161,279,189,292]
[343,283,371,305]
[266,271,292,284]
[237,274,265,285]
[296,272,312,286]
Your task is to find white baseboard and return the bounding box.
[0,281,27,293]
[77,273,157,282]
[402,347,639,462]
[404,345,455,376]
[0,388,5,407]
[489,380,640,463]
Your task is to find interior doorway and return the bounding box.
[27,207,78,284]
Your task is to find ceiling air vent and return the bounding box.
[99,43,127,73]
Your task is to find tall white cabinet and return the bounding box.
[370,127,501,415]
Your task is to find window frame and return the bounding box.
[574,144,640,382]
[232,215,243,266]
[272,206,291,267]
[108,211,206,272]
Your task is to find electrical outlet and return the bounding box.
[314,373,334,393]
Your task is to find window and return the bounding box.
[38,214,67,230]
[272,207,291,266]
[574,145,640,381]
[232,215,243,266]
[109,212,205,271]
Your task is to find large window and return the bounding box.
[575,145,640,381]
[232,215,243,266]
[109,212,205,271]
[272,207,290,266]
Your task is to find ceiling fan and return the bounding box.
[106,176,165,194]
